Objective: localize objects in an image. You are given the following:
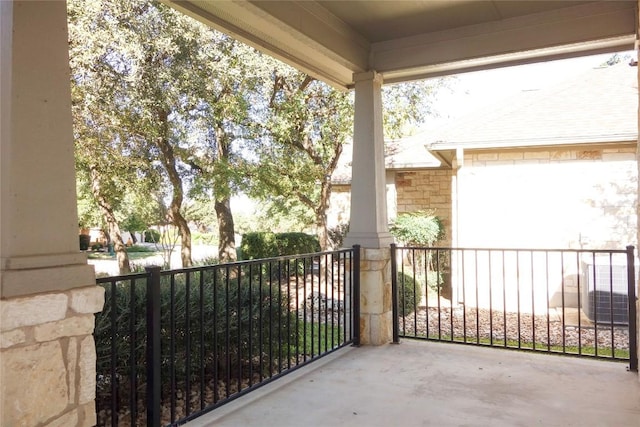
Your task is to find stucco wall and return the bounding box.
[458,145,637,249]
[329,144,636,251]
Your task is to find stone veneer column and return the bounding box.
[344,71,394,345]
[1,2,102,425]
[1,286,104,426]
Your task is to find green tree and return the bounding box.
[69,0,268,267]
[252,70,443,250]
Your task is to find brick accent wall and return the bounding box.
[395,169,453,246]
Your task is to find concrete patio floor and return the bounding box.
[187,340,640,427]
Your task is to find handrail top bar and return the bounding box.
[394,246,632,254]
[94,248,356,280]
[95,271,150,284]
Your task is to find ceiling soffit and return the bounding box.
[164,1,637,90]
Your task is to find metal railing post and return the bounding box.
[352,245,361,347]
[145,266,162,426]
[391,243,399,343]
[626,246,637,372]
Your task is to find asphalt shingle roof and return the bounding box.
[425,62,638,149]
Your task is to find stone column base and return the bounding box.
[0,286,105,426]
[358,247,392,345]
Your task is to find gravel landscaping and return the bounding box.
[400,305,630,355]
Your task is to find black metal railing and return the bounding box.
[391,244,637,371]
[95,247,360,426]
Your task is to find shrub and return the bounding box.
[397,271,423,317]
[143,229,161,243]
[79,234,90,251]
[94,270,297,401]
[327,223,349,249]
[389,211,444,246]
[240,232,320,260]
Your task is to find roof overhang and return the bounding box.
[163,1,637,90]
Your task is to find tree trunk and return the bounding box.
[89,166,131,274]
[156,108,192,267]
[316,181,331,251]
[214,126,237,263]
[215,197,237,263]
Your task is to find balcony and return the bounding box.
[190,339,640,426]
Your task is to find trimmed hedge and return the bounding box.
[397,271,423,317]
[240,232,320,260]
[95,271,297,400]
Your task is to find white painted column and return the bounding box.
[344,71,394,249]
[1,2,102,426]
[1,0,94,298]
[345,71,393,345]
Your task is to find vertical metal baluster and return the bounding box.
[448,249,454,342]
[145,267,161,427]
[391,244,399,343]
[294,258,300,364]
[248,264,254,386]
[286,259,291,369]
[258,262,264,382]
[609,252,614,359]
[561,253,567,354]
[592,251,598,357]
[199,270,205,409]
[278,260,283,372]
[461,249,467,343]
[545,252,551,352]
[225,265,231,397]
[626,245,637,371]
[185,272,191,416]
[352,245,361,347]
[170,274,176,421]
[576,252,582,355]
[268,261,274,378]
[324,252,329,353]
[474,250,479,344]
[531,251,536,351]
[310,257,315,357]
[488,250,493,346]
[303,257,308,361]
[516,250,521,349]
[110,280,117,427]
[212,268,219,403]
[331,252,336,347]
[130,277,137,426]
[502,250,507,348]
[237,266,242,393]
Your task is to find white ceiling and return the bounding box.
[164,1,636,89]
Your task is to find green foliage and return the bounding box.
[79,234,91,251]
[143,229,161,243]
[126,245,154,253]
[389,211,444,246]
[95,271,298,399]
[327,222,349,250]
[240,232,321,260]
[397,272,423,317]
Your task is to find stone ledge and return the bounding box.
[34,314,95,342]
[69,285,105,314]
[0,293,68,331]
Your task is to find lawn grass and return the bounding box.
[409,334,630,359]
[299,322,344,356]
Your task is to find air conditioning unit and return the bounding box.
[581,259,629,325]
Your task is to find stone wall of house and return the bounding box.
[458,145,637,249]
[0,286,105,426]
[395,169,453,246]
